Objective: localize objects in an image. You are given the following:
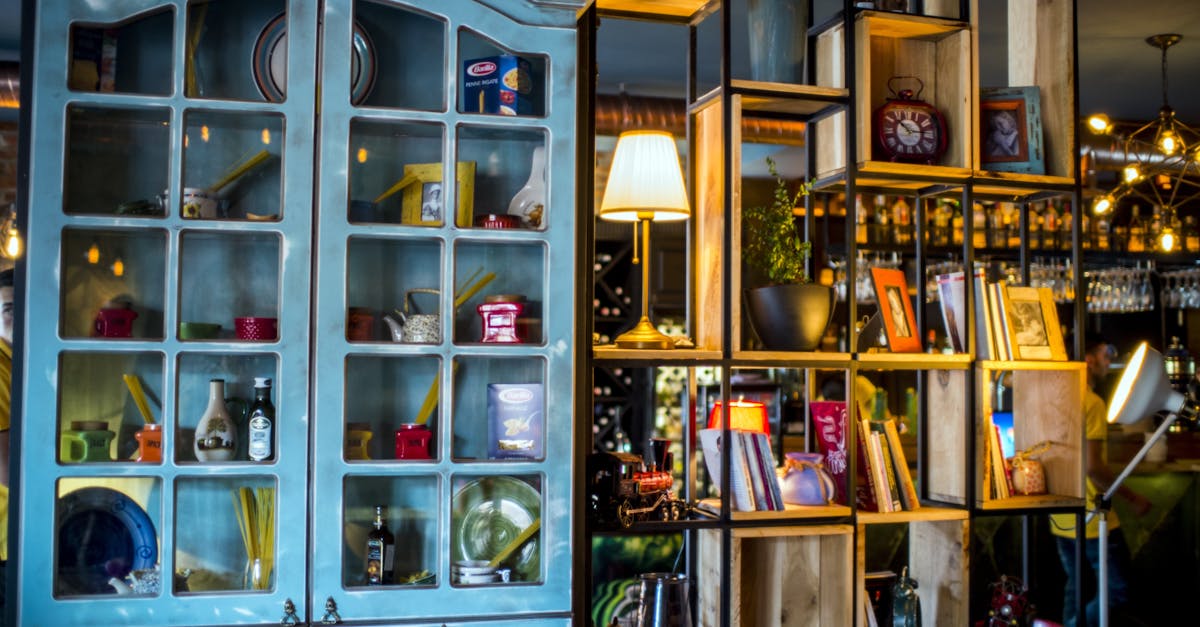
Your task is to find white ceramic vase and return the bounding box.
[194,378,236,462]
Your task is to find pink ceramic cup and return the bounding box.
[234,316,278,341]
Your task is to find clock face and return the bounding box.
[880,106,940,157]
[873,100,945,163]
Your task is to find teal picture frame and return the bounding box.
[980,86,1044,174]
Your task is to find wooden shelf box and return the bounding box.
[856,511,970,627]
[699,526,854,627]
[974,361,1086,509]
[814,11,973,181]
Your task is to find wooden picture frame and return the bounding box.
[870,267,921,353]
[1001,285,1066,361]
[980,86,1044,174]
[400,161,476,226]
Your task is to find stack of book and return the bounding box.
[854,417,920,513]
[984,413,1015,500]
[698,429,784,512]
[935,270,1067,361]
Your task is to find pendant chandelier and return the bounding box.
[1086,34,1200,252]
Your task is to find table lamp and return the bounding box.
[708,399,770,435]
[1096,341,1198,626]
[599,130,690,349]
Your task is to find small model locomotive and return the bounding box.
[588,439,687,528]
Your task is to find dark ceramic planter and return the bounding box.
[745,283,836,351]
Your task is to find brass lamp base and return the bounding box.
[614,316,675,350]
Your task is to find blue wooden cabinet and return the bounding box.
[14,1,583,624]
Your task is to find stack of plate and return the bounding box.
[452,560,499,585]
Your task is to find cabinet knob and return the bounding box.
[279,598,302,625]
[321,596,342,624]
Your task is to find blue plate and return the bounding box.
[56,487,157,595]
[253,13,377,105]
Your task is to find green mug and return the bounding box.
[61,420,116,462]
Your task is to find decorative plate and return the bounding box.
[56,487,158,595]
[252,14,377,105]
[451,476,540,582]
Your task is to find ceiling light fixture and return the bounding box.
[1086,34,1200,251]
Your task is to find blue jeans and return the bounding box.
[1055,530,1133,627]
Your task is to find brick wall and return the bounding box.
[0,121,16,209]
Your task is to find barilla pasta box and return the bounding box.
[487,383,544,459]
[463,55,537,116]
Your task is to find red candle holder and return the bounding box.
[478,295,526,343]
[394,423,432,459]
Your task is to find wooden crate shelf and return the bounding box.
[856,515,969,626]
[975,363,1087,508]
[699,525,854,627]
[814,11,973,179]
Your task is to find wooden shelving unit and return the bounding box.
[587,1,1084,626]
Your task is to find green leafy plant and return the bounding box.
[743,157,813,285]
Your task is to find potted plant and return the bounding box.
[742,157,835,351]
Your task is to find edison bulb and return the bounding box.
[1087,114,1112,135]
[1123,164,1141,183]
[4,229,21,259]
[1159,130,1178,155]
[1092,195,1114,215]
[111,258,125,277]
[1159,227,1177,252]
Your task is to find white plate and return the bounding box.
[252,14,376,105]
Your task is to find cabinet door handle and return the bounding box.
[279,598,302,625]
[321,596,342,624]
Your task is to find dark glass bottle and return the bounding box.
[247,377,275,462]
[365,505,395,585]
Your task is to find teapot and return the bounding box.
[382,288,441,344]
[778,452,836,506]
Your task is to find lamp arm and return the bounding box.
[1100,411,1176,507]
[1093,412,1176,627]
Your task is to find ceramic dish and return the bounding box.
[56,487,157,595]
[451,476,540,582]
[252,14,377,105]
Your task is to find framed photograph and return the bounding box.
[1000,285,1067,360]
[870,267,921,353]
[980,86,1044,174]
[401,161,476,226]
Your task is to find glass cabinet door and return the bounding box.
[18,0,581,625]
[308,0,580,622]
[19,1,318,624]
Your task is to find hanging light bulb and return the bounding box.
[1092,194,1115,215]
[1123,164,1141,183]
[111,257,125,277]
[357,148,368,164]
[1159,226,1178,252]
[261,128,271,145]
[1158,128,1178,155]
[1087,113,1113,135]
[4,225,21,259]
[86,242,100,264]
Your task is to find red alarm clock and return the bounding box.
[874,76,948,165]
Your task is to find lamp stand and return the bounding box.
[1095,411,1176,627]
[614,216,674,350]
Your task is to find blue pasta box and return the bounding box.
[463,55,538,116]
[487,383,544,459]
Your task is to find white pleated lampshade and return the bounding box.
[599,130,690,222]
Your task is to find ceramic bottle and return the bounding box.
[194,378,236,462]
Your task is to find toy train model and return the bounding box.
[588,449,687,528]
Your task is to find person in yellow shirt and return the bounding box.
[1050,333,1151,627]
